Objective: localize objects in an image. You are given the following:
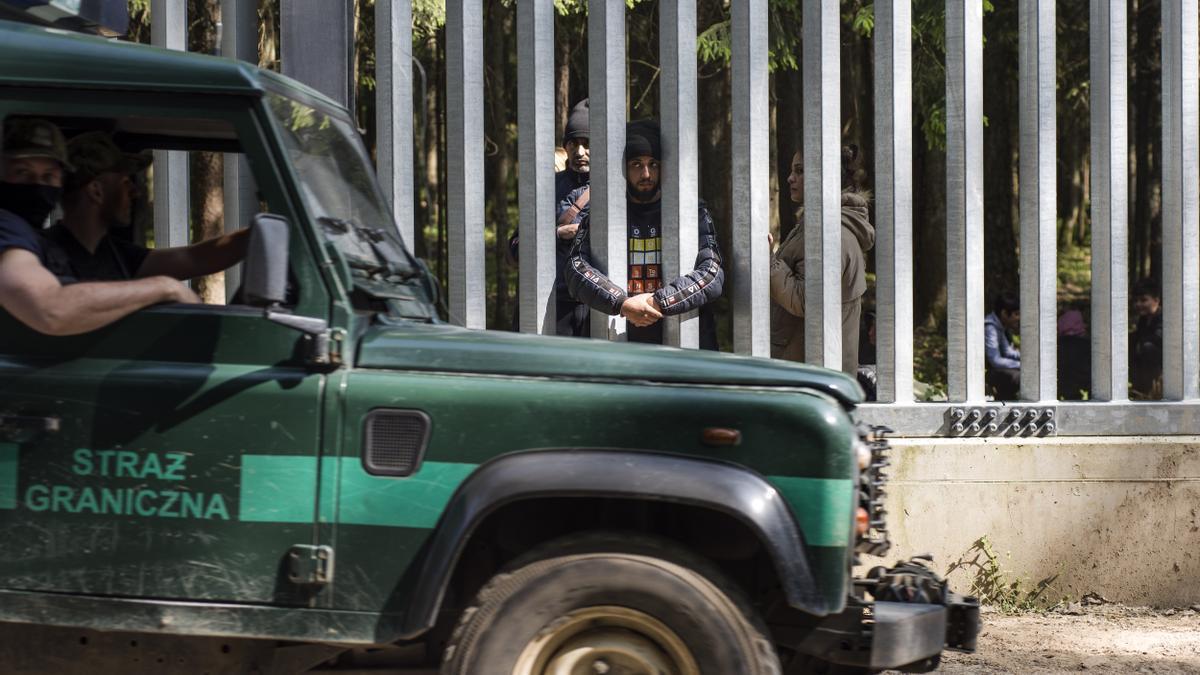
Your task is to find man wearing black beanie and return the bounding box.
[562,119,724,348]
[558,98,590,202]
[508,98,592,336]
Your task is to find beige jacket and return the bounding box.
[769,191,875,374]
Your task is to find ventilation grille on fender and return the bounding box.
[363,409,431,476]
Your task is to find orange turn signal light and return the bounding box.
[855,507,870,536]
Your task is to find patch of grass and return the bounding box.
[946,536,1067,614]
[913,324,948,400]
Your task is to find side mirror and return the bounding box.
[243,213,290,307]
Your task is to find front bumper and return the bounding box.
[789,585,980,671]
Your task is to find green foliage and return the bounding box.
[946,536,1067,613]
[413,0,445,39]
[846,3,874,38]
[913,325,947,400]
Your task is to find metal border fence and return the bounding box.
[156,0,1200,438]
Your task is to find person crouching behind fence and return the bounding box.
[768,144,875,376]
[984,291,1021,400]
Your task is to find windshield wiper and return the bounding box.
[319,216,421,280]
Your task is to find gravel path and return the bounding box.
[932,605,1200,674]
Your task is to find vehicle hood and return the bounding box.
[356,322,863,406]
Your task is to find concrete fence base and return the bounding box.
[871,436,1200,608]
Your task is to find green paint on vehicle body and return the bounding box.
[327,458,475,528]
[0,443,16,509]
[768,477,856,547]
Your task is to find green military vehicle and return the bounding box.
[0,20,977,675]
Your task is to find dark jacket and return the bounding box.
[564,190,724,347]
[1130,309,1163,396]
[507,168,589,265]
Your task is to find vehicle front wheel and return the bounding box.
[441,545,780,675]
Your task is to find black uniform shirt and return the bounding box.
[41,222,149,281]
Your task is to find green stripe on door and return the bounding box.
[767,476,855,547]
[0,443,17,509]
[239,454,320,522]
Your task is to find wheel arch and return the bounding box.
[392,449,830,639]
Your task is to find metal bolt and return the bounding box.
[950,408,966,420]
[952,422,965,434]
[986,423,999,433]
[984,409,998,421]
[1043,422,1056,434]
[1043,409,1055,420]
[1010,409,1025,421]
[1026,422,1040,435]
[968,422,982,433]
[967,409,982,421]
[592,660,611,674]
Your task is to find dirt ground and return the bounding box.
[932,604,1200,674]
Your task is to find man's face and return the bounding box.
[1000,308,1021,333]
[98,172,136,226]
[1134,293,1160,318]
[565,138,590,174]
[625,155,660,201]
[3,156,63,188]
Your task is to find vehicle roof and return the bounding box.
[0,19,341,111]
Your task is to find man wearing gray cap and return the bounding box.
[0,118,198,336]
[46,131,248,282]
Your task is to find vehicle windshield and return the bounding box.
[265,91,415,279]
[265,91,435,320]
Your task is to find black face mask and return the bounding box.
[0,182,61,228]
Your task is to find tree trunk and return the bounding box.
[485,0,513,329]
[188,0,226,303]
[1131,0,1162,284]
[555,38,571,144]
[982,14,1019,303]
[913,141,948,329]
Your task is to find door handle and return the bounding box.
[0,414,61,442]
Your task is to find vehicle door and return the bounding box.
[0,92,333,605]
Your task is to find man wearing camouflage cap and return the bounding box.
[0,118,198,335]
[48,131,249,282]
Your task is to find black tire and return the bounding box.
[441,533,782,675]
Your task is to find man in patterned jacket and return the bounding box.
[562,120,724,348]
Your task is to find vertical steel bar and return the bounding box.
[874,1,914,402]
[1090,0,1129,401]
[517,0,556,335]
[661,0,700,348]
[801,0,841,367]
[445,0,486,328]
[377,0,416,248]
[220,0,257,301]
[281,0,353,108]
[151,0,189,249]
[587,0,627,340]
[945,0,985,401]
[731,0,770,356]
[1161,0,1200,400]
[1018,0,1057,401]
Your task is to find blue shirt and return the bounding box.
[0,208,43,259]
